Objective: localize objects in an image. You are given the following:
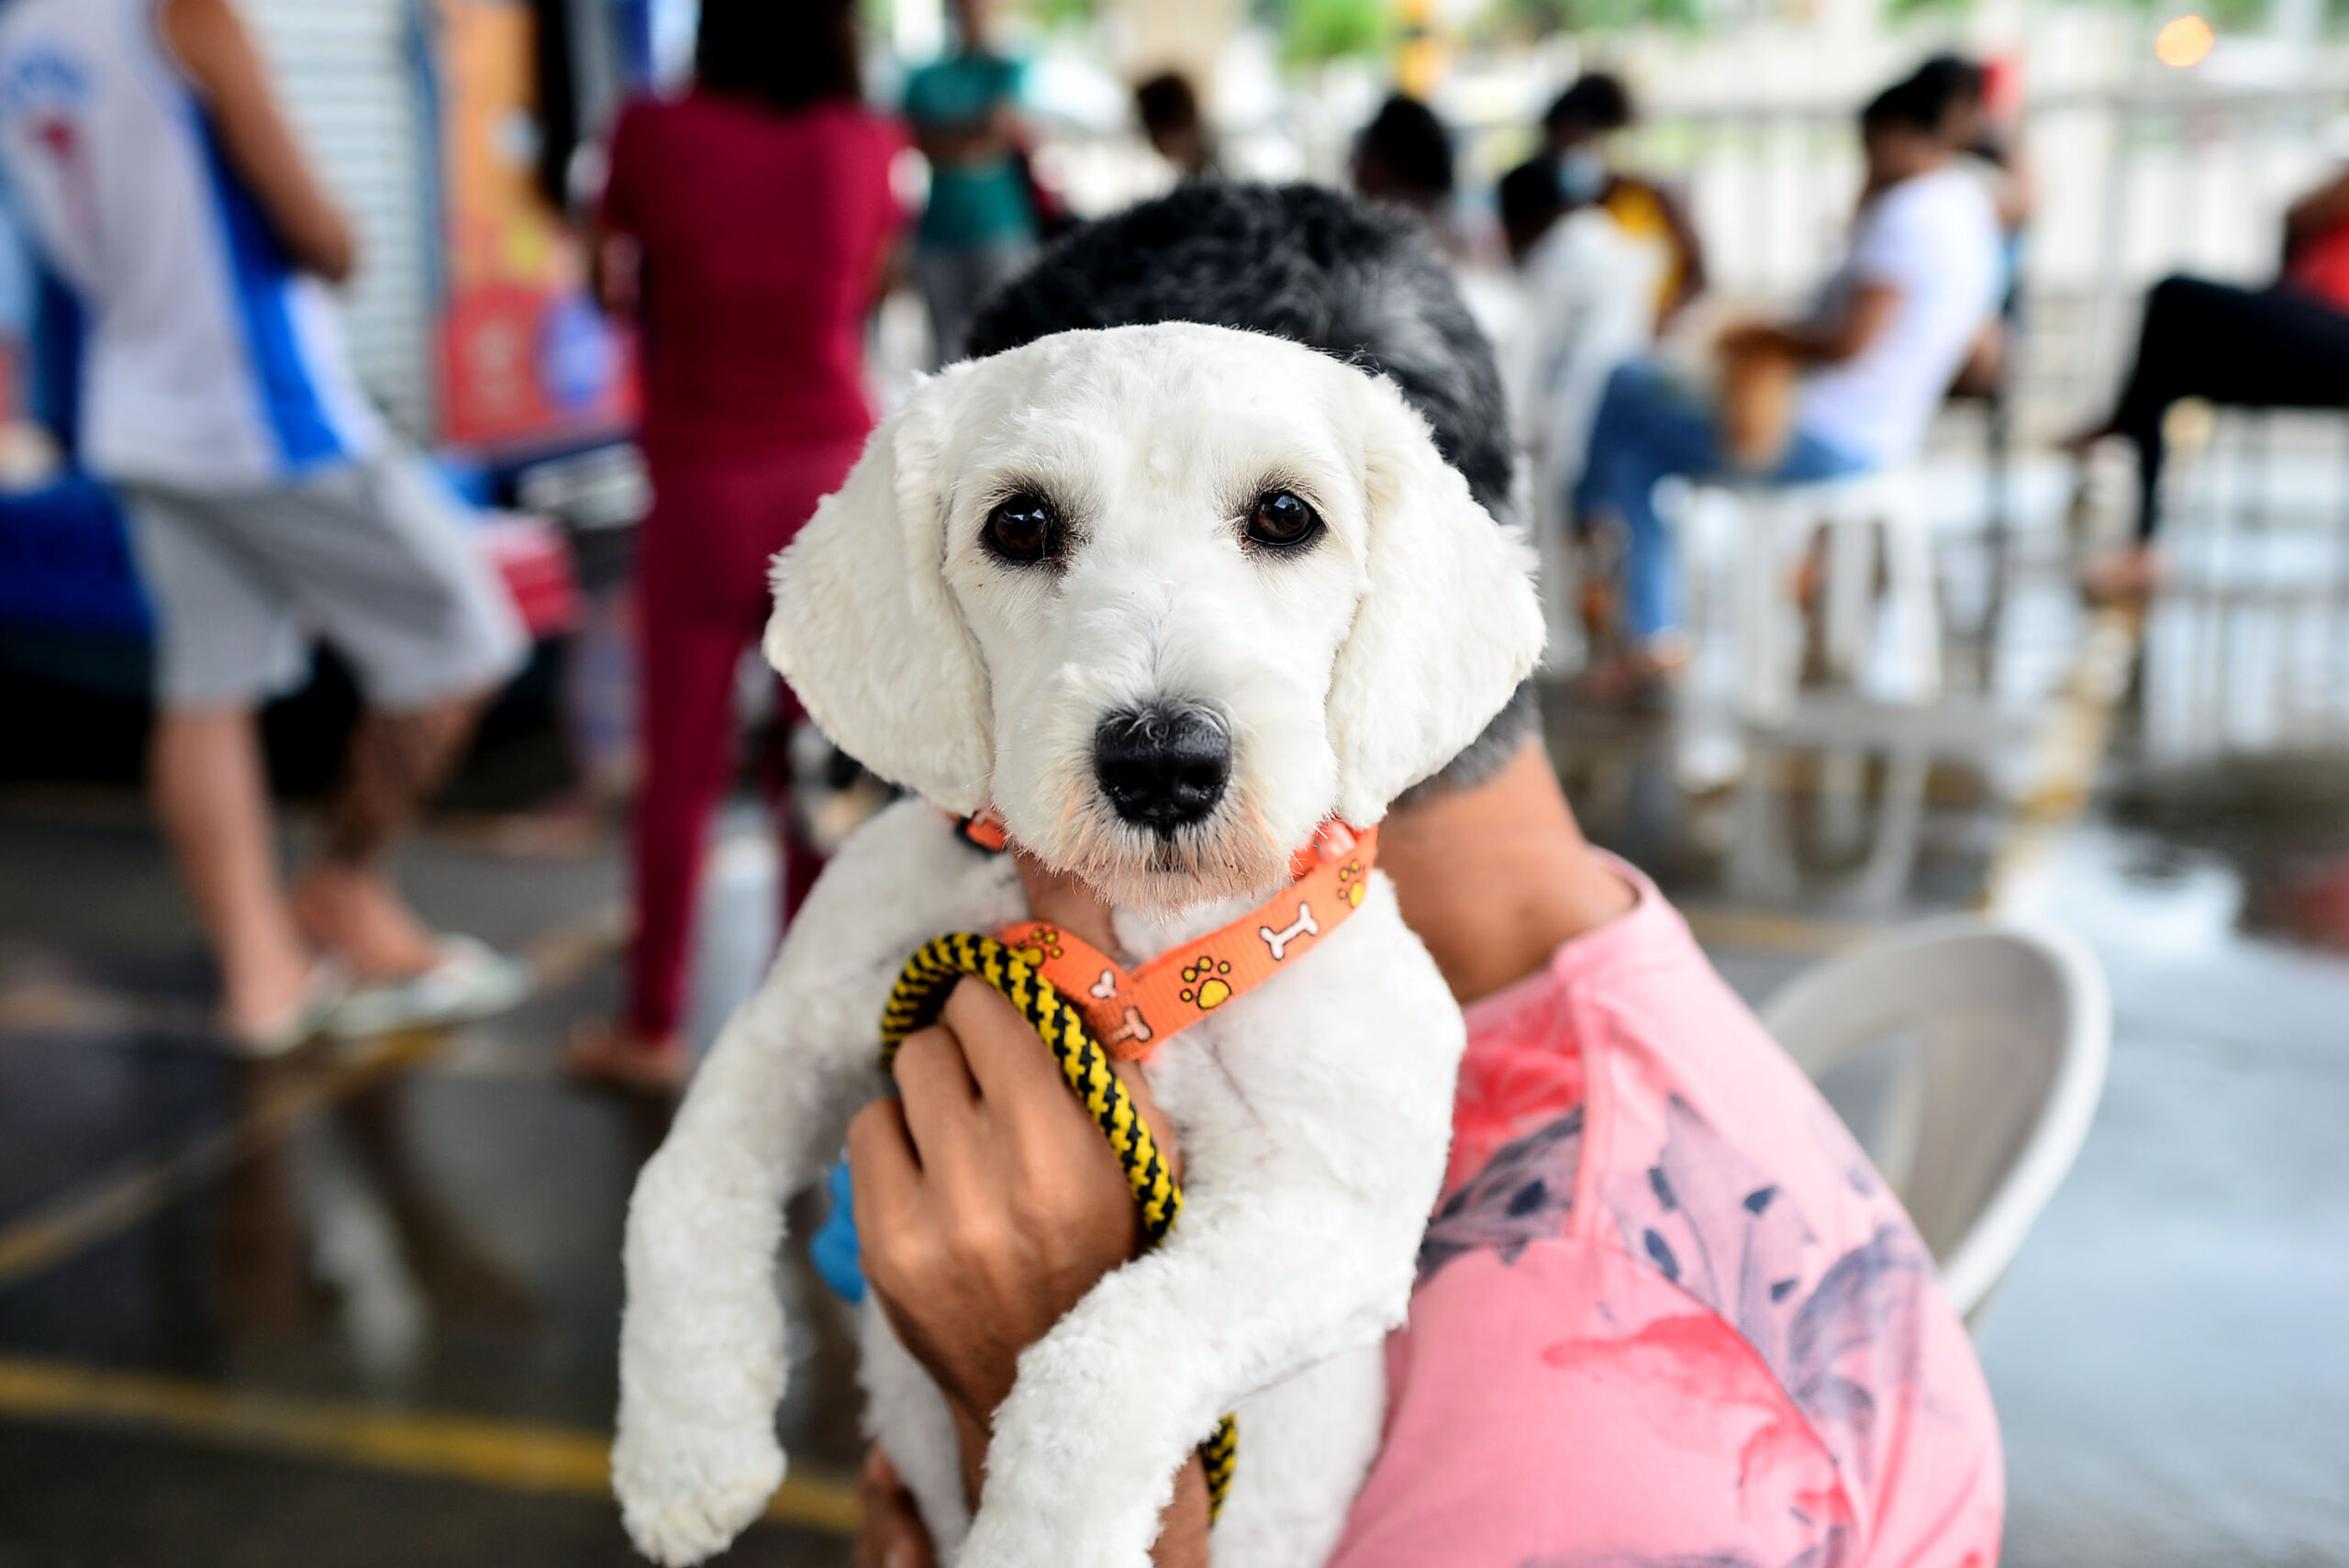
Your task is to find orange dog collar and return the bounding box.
[957,814,1375,1062]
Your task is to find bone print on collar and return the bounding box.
[986,819,1378,1062]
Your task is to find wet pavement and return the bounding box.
[5,448,2349,1566]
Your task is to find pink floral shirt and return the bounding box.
[1330,859,2004,1568]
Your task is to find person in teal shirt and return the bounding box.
[904,0,1039,362]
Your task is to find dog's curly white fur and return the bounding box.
[614,323,1544,1567]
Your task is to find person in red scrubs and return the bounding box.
[570,0,904,1092]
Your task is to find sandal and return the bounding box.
[224,957,351,1059]
[328,935,534,1040]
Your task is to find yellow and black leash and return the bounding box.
[881,931,1239,1518]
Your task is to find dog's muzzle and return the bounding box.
[1093,701,1230,837]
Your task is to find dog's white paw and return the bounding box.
[612,1423,785,1567]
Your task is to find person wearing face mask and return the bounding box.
[1542,73,1707,331]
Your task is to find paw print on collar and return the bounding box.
[1337,859,1367,907]
[1009,926,1066,969]
[1179,954,1235,1010]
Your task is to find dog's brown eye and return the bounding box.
[982,494,1059,565]
[1246,490,1322,550]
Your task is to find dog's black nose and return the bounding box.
[1094,704,1230,835]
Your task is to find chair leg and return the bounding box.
[1882,485,1943,704]
[1737,494,1798,725]
[1822,503,1876,682]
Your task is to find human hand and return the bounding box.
[855,1440,1212,1568]
[845,856,1180,1486]
[1715,319,1782,362]
[854,1447,936,1568]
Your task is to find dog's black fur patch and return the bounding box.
[966,183,1515,523]
[965,182,1537,793]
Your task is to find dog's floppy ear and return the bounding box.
[764,381,993,814]
[1326,373,1545,826]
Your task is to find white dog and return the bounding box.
[612,323,1543,1568]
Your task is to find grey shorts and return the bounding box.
[914,240,1038,364]
[121,456,529,712]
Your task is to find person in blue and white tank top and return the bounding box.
[0,0,532,1052]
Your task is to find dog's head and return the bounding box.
[767,322,1542,911]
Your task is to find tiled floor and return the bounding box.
[5,475,2348,1565]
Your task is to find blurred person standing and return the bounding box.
[0,0,531,1053]
[1352,93,1457,239]
[2066,163,2349,600]
[1571,71,1999,696]
[1541,72,1706,331]
[1134,70,1216,183]
[570,0,902,1093]
[903,0,1037,364]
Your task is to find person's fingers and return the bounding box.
[846,1097,924,1224]
[940,975,1066,1102]
[890,1022,979,1165]
[936,964,1187,1185]
[854,1446,937,1568]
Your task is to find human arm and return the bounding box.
[157,0,356,283]
[1720,282,1898,368]
[1646,178,1709,326]
[848,856,1209,1565]
[912,103,1019,170]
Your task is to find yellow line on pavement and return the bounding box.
[0,1354,860,1535]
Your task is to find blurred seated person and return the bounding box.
[1911,53,2032,235]
[2067,164,2349,599]
[1135,70,1216,182]
[1912,52,2027,399]
[1571,72,2000,695]
[1542,72,1706,330]
[904,0,1038,362]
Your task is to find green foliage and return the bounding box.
[1021,0,1100,31]
[1277,0,1396,64]
[1880,0,1968,22]
[1488,0,1705,36]
[1882,0,2286,28]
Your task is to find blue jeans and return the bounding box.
[1573,363,1870,641]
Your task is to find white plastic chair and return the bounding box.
[1692,466,1943,724]
[1759,917,2111,1329]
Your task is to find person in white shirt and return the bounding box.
[0,0,530,1052]
[1571,70,2000,692]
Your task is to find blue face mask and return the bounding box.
[1555,147,1608,206]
